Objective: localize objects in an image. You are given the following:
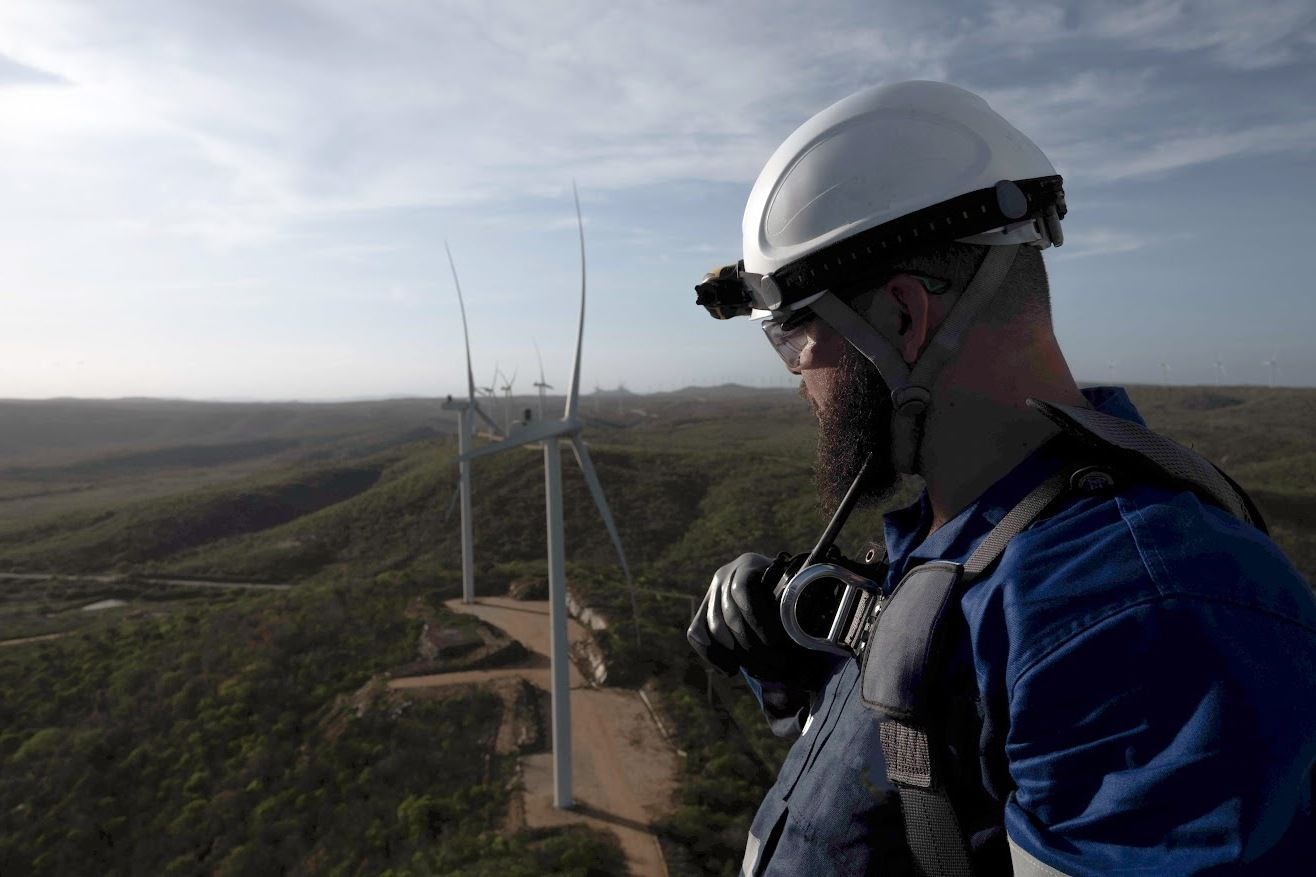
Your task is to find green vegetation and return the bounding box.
[0,575,245,641]
[0,573,621,876]
[0,397,452,530]
[0,385,1311,875]
[0,455,393,574]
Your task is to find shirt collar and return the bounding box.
[881,386,1142,578]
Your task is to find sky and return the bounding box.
[2,0,1314,400]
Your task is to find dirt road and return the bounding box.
[389,597,677,876]
[0,572,289,590]
[0,632,70,648]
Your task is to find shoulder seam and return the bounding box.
[1115,490,1176,596]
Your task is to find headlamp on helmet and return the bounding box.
[694,262,753,320]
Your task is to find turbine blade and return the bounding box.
[568,436,632,585]
[445,241,478,406]
[444,483,461,522]
[565,183,586,420]
[534,339,547,386]
[570,436,640,642]
[462,417,577,460]
[472,402,502,435]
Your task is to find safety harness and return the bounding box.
[791,398,1269,876]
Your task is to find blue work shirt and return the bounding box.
[742,653,909,875]
[744,386,1316,875]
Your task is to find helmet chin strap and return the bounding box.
[809,245,1020,475]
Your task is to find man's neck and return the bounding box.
[916,336,1089,534]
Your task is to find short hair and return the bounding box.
[880,242,1052,331]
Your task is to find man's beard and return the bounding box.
[808,342,901,515]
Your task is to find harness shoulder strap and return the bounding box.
[1027,398,1268,533]
[962,467,1072,585]
[868,463,1080,877]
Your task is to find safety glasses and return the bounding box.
[761,310,818,371]
[760,274,950,371]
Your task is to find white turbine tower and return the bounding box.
[1106,360,1118,383]
[533,340,553,421]
[1160,360,1171,387]
[455,185,637,810]
[1214,358,1227,385]
[441,243,504,603]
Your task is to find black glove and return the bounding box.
[687,552,803,678]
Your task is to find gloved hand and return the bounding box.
[687,552,800,678]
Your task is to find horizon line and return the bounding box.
[0,381,1313,406]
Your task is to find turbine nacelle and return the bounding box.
[460,416,584,461]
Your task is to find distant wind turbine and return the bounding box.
[455,184,637,810]
[1160,361,1170,387]
[1263,354,1280,387]
[533,340,553,421]
[1106,360,1118,383]
[1214,358,1227,385]
[479,365,500,399]
[500,367,518,435]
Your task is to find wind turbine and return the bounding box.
[478,365,500,401]
[468,367,505,440]
[440,243,503,604]
[1160,360,1171,387]
[1106,360,1118,383]
[456,184,637,810]
[1214,358,1227,385]
[500,368,518,434]
[533,340,553,421]
[1263,354,1280,387]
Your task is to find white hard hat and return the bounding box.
[743,80,1063,282]
[693,81,1068,475]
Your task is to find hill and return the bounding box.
[0,397,458,530]
[1,385,1310,586]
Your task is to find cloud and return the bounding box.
[0,51,65,85]
[0,6,1312,288]
[3,0,1312,256]
[1081,0,1316,70]
[1051,228,1154,259]
[979,68,1159,156]
[1059,117,1316,183]
[0,0,962,245]
[976,0,1316,71]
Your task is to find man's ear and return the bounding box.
[866,275,933,365]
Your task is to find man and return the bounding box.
[687,81,1316,875]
